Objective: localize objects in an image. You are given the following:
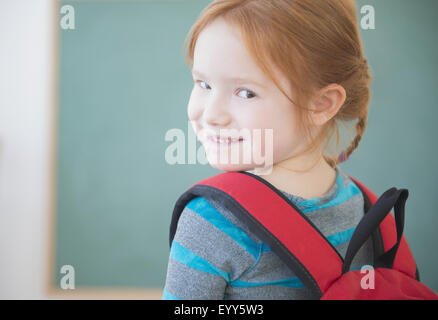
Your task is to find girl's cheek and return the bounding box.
[187,91,203,122]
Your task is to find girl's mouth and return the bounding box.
[207,135,244,145]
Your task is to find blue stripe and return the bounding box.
[162,290,181,300]
[351,265,364,271]
[300,183,361,213]
[326,227,355,247]
[170,240,231,282]
[230,277,304,288]
[186,197,261,259]
[280,170,361,213]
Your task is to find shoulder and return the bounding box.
[171,195,262,281]
[174,196,263,260]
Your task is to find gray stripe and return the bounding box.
[303,193,365,235]
[164,257,226,300]
[226,283,316,300]
[237,249,298,283]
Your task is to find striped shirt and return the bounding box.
[163,167,374,300]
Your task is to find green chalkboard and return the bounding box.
[53,0,438,293]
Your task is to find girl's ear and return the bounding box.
[309,84,346,126]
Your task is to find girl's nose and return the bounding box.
[203,96,232,127]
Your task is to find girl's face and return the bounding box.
[187,18,311,172]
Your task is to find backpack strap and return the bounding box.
[348,177,418,280]
[170,171,345,298]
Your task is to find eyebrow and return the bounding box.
[191,69,267,89]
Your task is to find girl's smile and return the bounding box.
[207,135,245,145]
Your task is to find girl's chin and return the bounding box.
[208,161,254,172]
[208,163,274,175]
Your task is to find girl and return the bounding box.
[163,0,373,299]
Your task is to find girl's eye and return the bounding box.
[237,89,257,99]
[196,80,256,99]
[197,80,211,90]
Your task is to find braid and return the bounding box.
[336,114,367,165]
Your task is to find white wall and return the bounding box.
[0,0,54,299]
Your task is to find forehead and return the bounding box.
[193,18,292,96]
[193,18,267,82]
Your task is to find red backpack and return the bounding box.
[169,171,438,300]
